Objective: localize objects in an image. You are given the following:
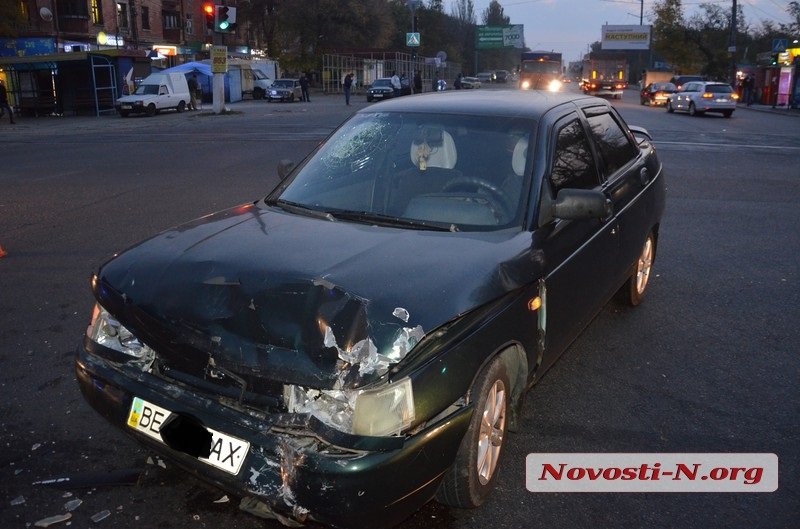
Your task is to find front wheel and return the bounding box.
[666,100,674,113]
[436,357,509,508]
[619,232,656,306]
[689,102,703,116]
[145,103,157,117]
[723,110,733,118]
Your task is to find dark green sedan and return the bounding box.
[76,90,665,529]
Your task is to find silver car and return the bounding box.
[666,81,738,118]
[268,79,302,102]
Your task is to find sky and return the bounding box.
[446,0,796,64]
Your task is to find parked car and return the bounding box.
[76,90,665,529]
[461,76,482,89]
[669,74,705,91]
[477,71,495,83]
[267,78,302,102]
[666,81,738,117]
[640,82,677,106]
[116,73,190,117]
[494,69,510,83]
[367,78,395,102]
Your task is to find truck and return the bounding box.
[581,54,629,99]
[116,72,191,117]
[519,51,563,91]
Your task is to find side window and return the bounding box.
[550,119,599,193]
[586,112,638,179]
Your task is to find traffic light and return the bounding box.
[215,5,237,32]
[203,3,214,29]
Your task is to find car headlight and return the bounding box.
[286,377,415,437]
[520,80,531,90]
[548,79,563,92]
[86,303,155,362]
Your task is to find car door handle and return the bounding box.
[639,168,650,186]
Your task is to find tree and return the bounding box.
[684,3,746,79]
[651,0,700,73]
[482,0,509,25]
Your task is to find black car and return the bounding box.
[366,78,395,102]
[669,75,705,91]
[640,82,677,106]
[76,91,665,529]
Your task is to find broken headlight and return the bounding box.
[285,377,415,437]
[86,304,155,363]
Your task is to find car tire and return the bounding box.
[640,97,646,105]
[290,94,295,102]
[723,110,733,118]
[619,231,656,307]
[253,88,264,100]
[177,101,185,113]
[367,96,373,102]
[146,104,157,117]
[666,100,674,113]
[689,102,702,116]
[436,356,509,508]
[119,110,130,118]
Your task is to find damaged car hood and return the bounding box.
[94,203,537,389]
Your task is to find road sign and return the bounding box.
[406,33,420,47]
[772,39,788,53]
[476,25,524,50]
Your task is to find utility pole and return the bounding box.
[729,0,737,85]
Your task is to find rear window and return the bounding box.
[653,83,676,91]
[706,84,732,93]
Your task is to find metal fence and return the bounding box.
[322,52,462,94]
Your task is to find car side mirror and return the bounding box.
[277,159,296,180]
[628,125,652,145]
[552,188,611,220]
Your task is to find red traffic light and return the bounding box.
[203,3,214,15]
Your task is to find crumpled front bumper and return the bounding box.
[74,344,472,529]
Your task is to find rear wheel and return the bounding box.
[723,110,733,118]
[436,357,509,508]
[176,101,185,113]
[253,87,264,100]
[619,232,656,307]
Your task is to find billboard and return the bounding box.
[601,25,651,50]
[476,25,524,50]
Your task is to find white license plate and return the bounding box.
[373,94,383,98]
[121,105,132,110]
[127,397,249,475]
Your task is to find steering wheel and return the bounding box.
[442,177,512,220]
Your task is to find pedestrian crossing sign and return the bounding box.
[406,33,420,47]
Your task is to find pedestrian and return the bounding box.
[0,79,15,124]
[413,70,422,94]
[187,73,199,110]
[343,72,353,106]
[390,71,401,97]
[744,75,754,106]
[454,73,463,90]
[299,74,310,102]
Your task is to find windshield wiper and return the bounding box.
[326,211,457,232]
[267,199,336,222]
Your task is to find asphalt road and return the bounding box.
[1,86,798,529]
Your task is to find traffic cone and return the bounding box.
[0,245,7,258]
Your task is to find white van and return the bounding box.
[116,72,191,117]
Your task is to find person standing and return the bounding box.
[454,73,463,90]
[187,73,199,110]
[343,73,353,105]
[0,79,15,124]
[390,71,401,97]
[299,74,311,102]
[413,70,422,94]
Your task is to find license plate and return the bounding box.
[374,94,383,98]
[127,397,249,475]
[121,105,132,110]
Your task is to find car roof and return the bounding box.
[356,90,604,118]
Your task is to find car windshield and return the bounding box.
[134,84,160,95]
[273,80,294,88]
[272,111,535,232]
[372,79,392,87]
[706,84,732,93]
[522,62,560,75]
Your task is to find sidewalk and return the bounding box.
[736,102,800,117]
